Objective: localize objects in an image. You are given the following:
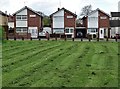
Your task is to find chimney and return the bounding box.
[58,8,60,11]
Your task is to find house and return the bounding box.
[13,6,43,39]
[110,1,120,38]
[7,15,14,38]
[110,12,120,38]
[76,17,87,38]
[50,8,77,38]
[0,10,8,38]
[119,1,120,12]
[82,8,110,39]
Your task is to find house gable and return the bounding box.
[28,9,42,28]
[88,11,98,17]
[52,9,64,30]
[16,9,27,15]
[88,11,98,28]
[53,9,64,17]
[64,10,76,27]
[99,10,110,28]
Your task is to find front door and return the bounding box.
[28,27,38,38]
[99,28,104,39]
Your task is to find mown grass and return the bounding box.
[2,40,119,87]
[0,26,2,88]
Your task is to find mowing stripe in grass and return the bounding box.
[3,41,63,65]
[2,43,62,73]
[11,43,78,87]
[2,41,74,86]
[11,42,80,85]
[30,43,91,87]
[3,41,58,60]
[2,41,118,87]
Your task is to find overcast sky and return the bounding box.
[0,0,120,17]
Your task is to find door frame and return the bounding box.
[28,27,38,38]
[99,28,104,39]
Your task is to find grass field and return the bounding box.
[0,26,2,88]
[2,40,118,87]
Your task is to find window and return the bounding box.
[16,15,27,20]
[88,29,97,33]
[91,29,96,32]
[30,15,36,17]
[100,16,107,19]
[66,29,69,33]
[16,16,21,20]
[67,16,73,18]
[101,30,103,34]
[16,28,21,32]
[22,16,27,20]
[65,28,74,34]
[96,29,98,32]
[70,29,73,33]
[16,27,27,33]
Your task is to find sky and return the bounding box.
[0,0,120,17]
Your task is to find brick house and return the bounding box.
[0,10,8,38]
[13,6,43,39]
[110,12,120,38]
[82,8,110,39]
[8,15,14,38]
[50,8,77,38]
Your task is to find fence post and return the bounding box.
[6,37,8,40]
[72,38,74,41]
[47,37,49,41]
[65,35,66,41]
[14,37,16,41]
[30,37,32,41]
[39,37,41,41]
[106,37,108,41]
[55,36,57,41]
[115,37,117,42]
[81,37,83,41]
[97,38,99,42]
[88,38,91,42]
[22,37,24,40]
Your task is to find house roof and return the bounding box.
[13,6,43,17]
[50,7,77,17]
[0,10,8,16]
[111,12,120,17]
[8,15,14,22]
[88,8,110,17]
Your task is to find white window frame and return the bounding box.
[100,16,107,19]
[16,27,27,33]
[67,16,73,19]
[16,15,27,20]
[88,28,97,34]
[65,27,74,34]
[30,15,36,18]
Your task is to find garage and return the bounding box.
[75,27,87,38]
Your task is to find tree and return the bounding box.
[43,16,51,27]
[80,5,92,16]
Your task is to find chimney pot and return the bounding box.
[58,8,60,11]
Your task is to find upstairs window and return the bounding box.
[100,16,107,19]
[16,15,27,20]
[22,15,27,20]
[16,16,21,20]
[67,16,73,19]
